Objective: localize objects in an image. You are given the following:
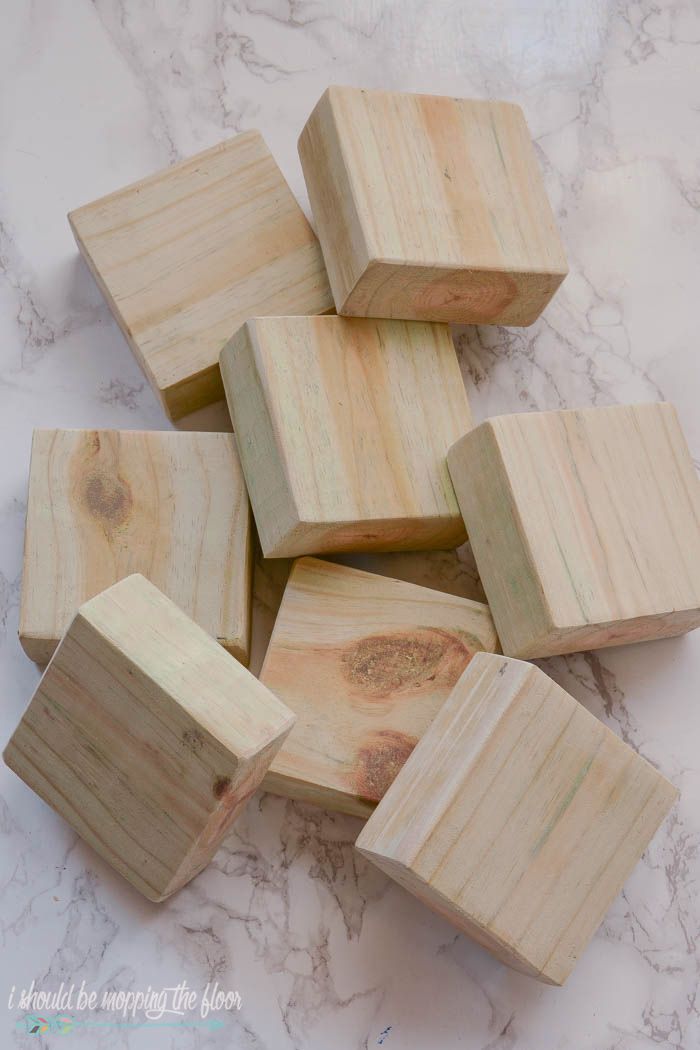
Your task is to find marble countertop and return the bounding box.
[1,2,699,1048]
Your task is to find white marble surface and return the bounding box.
[1,2,699,1047]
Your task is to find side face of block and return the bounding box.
[448,402,700,658]
[5,575,295,901]
[220,315,472,557]
[259,557,499,816]
[356,653,677,985]
[19,429,252,666]
[299,86,567,324]
[69,132,333,420]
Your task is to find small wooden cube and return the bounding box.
[20,429,252,666]
[4,575,295,901]
[260,557,499,816]
[356,652,677,985]
[220,315,472,558]
[299,86,567,325]
[69,132,333,420]
[447,402,700,658]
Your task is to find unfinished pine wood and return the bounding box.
[68,132,333,421]
[260,557,498,816]
[220,315,472,558]
[19,429,252,666]
[356,652,677,985]
[298,86,567,325]
[447,402,700,658]
[4,575,295,901]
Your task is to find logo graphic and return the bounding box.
[17,1013,225,1036]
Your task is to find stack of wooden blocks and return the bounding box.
[6,86,700,986]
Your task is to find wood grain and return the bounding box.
[246,545,487,679]
[260,557,499,816]
[447,401,700,658]
[356,652,677,985]
[19,429,252,665]
[69,132,333,420]
[5,574,296,901]
[220,315,472,557]
[299,86,567,324]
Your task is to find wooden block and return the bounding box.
[4,575,295,901]
[260,557,499,817]
[447,402,700,658]
[356,652,677,985]
[69,132,333,421]
[19,429,252,666]
[220,315,472,557]
[298,86,567,325]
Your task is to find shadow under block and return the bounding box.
[4,575,296,901]
[220,315,472,557]
[298,86,567,325]
[260,557,499,817]
[68,131,333,420]
[447,402,700,658]
[19,429,252,666]
[356,653,677,985]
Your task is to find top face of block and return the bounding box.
[69,132,333,420]
[5,575,295,901]
[298,86,567,324]
[260,557,499,816]
[20,429,252,666]
[220,315,472,557]
[447,402,700,658]
[79,576,290,753]
[356,652,677,985]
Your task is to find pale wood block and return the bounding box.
[247,544,487,679]
[356,652,677,985]
[4,575,296,901]
[68,132,333,421]
[260,557,499,817]
[332,545,487,605]
[19,429,252,666]
[447,402,700,658]
[220,315,472,558]
[298,86,567,325]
